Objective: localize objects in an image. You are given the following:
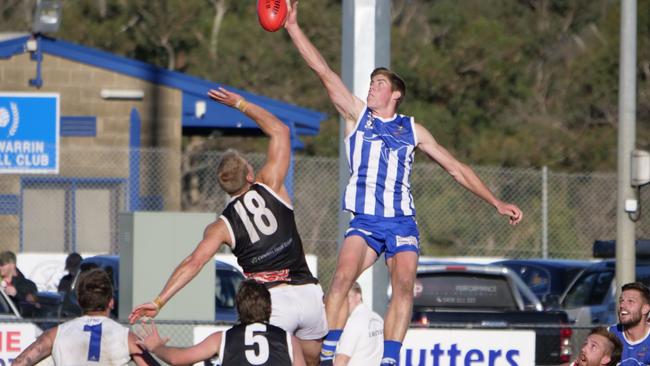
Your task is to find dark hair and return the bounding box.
[0,251,16,265]
[76,268,113,313]
[236,280,271,324]
[622,282,650,304]
[589,326,622,366]
[371,67,406,107]
[217,149,249,194]
[65,253,82,272]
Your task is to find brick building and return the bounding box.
[0,34,325,253]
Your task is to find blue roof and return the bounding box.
[0,35,326,142]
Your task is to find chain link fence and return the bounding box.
[2,147,650,289]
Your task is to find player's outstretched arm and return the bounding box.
[208,87,290,193]
[137,320,222,365]
[284,1,364,128]
[128,220,230,324]
[415,123,523,225]
[290,335,307,366]
[12,328,56,366]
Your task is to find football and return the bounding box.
[257,0,288,32]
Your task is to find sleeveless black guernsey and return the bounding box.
[220,322,292,366]
[220,183,318,288]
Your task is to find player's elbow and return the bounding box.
[448,162,468,182]
[271,121,291,139]
[184,253,208,273]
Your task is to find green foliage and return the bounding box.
[2,0,648,172]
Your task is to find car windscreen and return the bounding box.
[506,264,551,296]
[413,272,518,310]
[562,270,614,308]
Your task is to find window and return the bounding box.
[413,273,518,310]
[21,178,126,253]
[563,271,614,308]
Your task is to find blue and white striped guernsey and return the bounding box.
[343,106,418,217]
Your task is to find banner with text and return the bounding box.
[0,93,59,174]
[401,329,535,366]
[0,323,41,365]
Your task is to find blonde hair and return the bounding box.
[217,149,248,194]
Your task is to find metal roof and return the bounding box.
[0,35,326,145]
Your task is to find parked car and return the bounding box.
[560,240,650,326]
[58,255,245,322]
[492,258,593,309]
[412,263,573,365]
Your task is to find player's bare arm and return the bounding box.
[137,320,222,365]
[12,328,56,366]
[290,335,307,366]
[128,220,231,323]
[128,332,160,366]
[284,0,364,131]
[415,123,523,225]
[208,87,291,198]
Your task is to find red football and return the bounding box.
[257,0,288,32]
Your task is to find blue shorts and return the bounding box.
[345,214,420,260]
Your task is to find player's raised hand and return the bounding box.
[207,87,243,109]
[128,302,160,324]
[135,320,169,353]
[284,0,298,28]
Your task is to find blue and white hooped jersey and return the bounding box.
[343,106,418,217]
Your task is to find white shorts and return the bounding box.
[269,283,328,340]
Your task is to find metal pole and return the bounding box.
[616,0,637,293]
[542,166,548,258]
[340,0,390,316]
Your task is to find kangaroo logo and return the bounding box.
[0,102,20,137]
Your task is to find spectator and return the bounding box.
[334,282,384,366]
[0,250,38,315]
[609,282,650,365]
[57,252,82,293]
[563,326,621,366]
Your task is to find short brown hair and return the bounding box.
[371,67,406,107]
[622,282,650,304]
[76,268,113,313]
[0,251,16,265]
[217,149,249,194]
[589,326,621,366]
[236,280,271,324]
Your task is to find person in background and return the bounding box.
[609,282,650,365]
[562,326,621,366]
[0,250,38,315]
[58,252,82,293]
[334,282,383,366]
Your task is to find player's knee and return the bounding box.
[330,271,356,294]
[391,276,415,299]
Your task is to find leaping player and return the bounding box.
[283,2,523,364]
[129,87,327,366]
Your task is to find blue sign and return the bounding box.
[0,93,59,174]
